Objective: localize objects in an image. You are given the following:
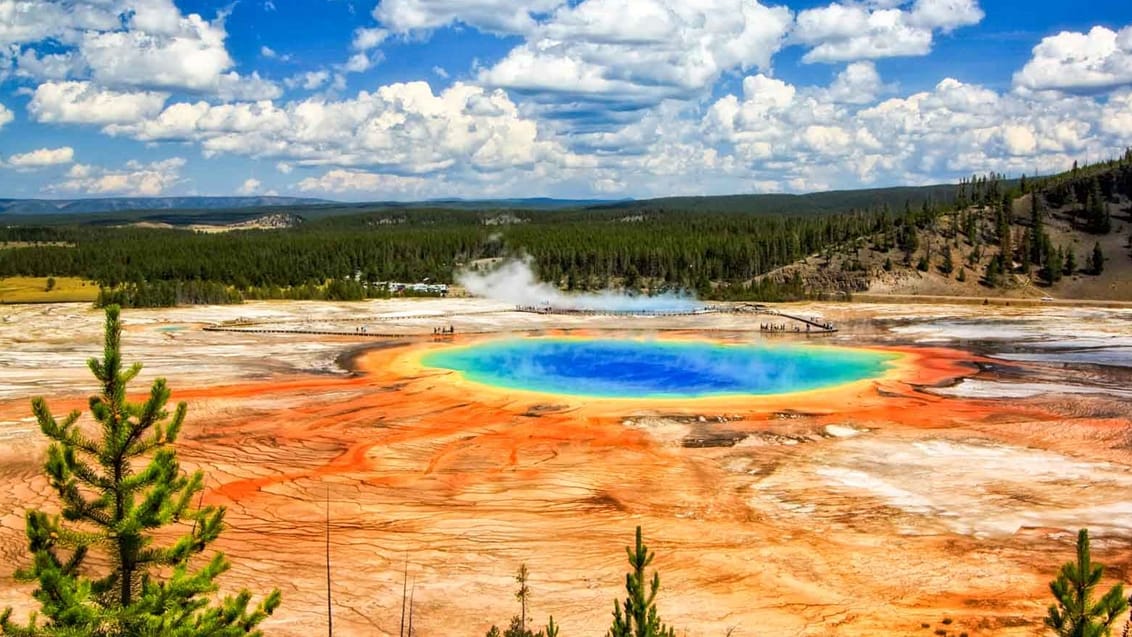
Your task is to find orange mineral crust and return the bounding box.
[2,312,1130,637]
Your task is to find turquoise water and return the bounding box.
[422,338,897,398]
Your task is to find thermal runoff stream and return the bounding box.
[422,338,898,398]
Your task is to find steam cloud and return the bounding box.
[457,257,702,312]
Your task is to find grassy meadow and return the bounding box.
[0,276,98,303]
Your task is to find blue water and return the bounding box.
[422,338,897,398]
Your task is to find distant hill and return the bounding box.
[424,197,628,210]
[0,183,976,221]
[0,196,332,215]
[752,154,1132,302]
[0,196,627,223]
[592,183,967,215]
[0,185,974,221]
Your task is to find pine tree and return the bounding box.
[1044,246,1063,284]
[608,527,675,637]
[485,565,559,637]
[900,225,920,259]
[516,564,530,632]
[1092,243,1105,275]
[985,254,1003,287]
[1021,229,1034,276]
[962,211,977,242]
[1065,249,1078,276]
[1045,529,1128,637]
[1087,180,1112,234]
[0,305,280,636]
[940,246,954,275]
[998,204,1013,269]
[968,244,983,266]
[1032,193,1045,238]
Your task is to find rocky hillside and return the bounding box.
[756,151,1132,301]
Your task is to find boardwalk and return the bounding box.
[202,302,836,338]
[734,303,837,333]
[516,303,837,332]
[513,305,719,318]
[203,326,412,338]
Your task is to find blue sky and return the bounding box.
[0,0,1130,200]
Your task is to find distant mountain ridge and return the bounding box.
[421,197,629,209]
[590,183,968,215]
[0,183,977,220]
[0,195,633,216]
[0,196,333,215]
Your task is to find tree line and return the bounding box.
[0,207,894,306]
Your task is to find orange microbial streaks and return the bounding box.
[4,333,1102,636]
[194,337,985,507]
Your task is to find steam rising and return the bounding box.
[457,257,701,312]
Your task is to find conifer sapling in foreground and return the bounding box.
[0,305,280,636]
[1045,528,1128,637]
[608,526,675,637]
[484,563,559,637]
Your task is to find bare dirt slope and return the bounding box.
[758,193,1132,302]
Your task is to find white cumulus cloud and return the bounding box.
[14,49,85,81]
[1101,91,1132,137]
[6,146,74,168]
[284,71,330,91]
[351,26,388,51]
[236,177,261,194]
[105,81,578,178]
[699,69,1128,192]
[53,157,186,196]
[28,80,169,125]
[0,102,12,129]
[8,0,278,100]
[373,0,567,35]
[0,0,120,47]
[296,169,436,197]
[793,0,983,63]
[479,0,792,118]
[1014,24,1132,93]
[824,61,887,103]
[79,3,280,99]
[80,21,229,92]
[342,52,374,74]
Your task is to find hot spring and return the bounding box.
[421,338,898,398]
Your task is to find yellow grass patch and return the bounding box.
[0,276,98,303]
